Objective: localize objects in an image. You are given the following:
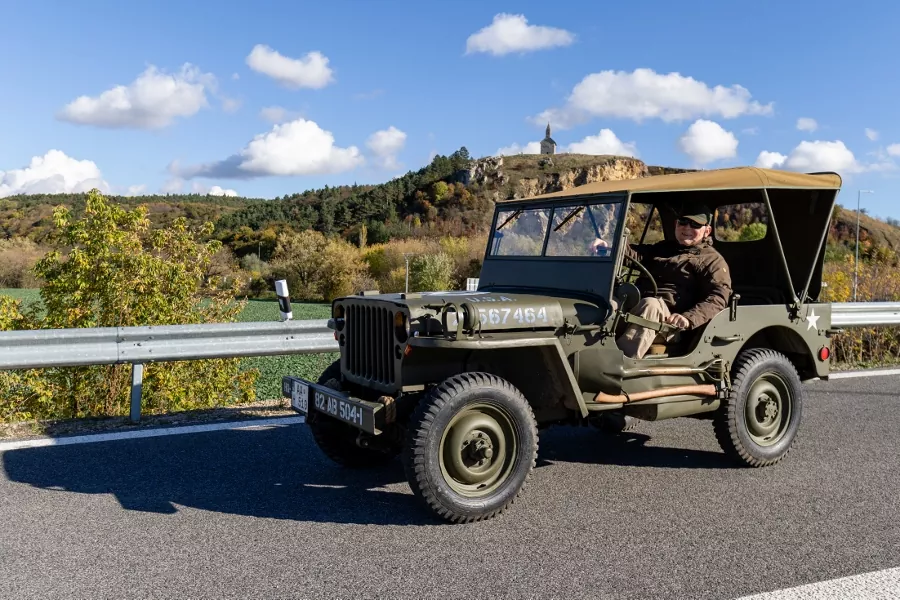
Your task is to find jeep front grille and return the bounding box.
[346,303,396,386]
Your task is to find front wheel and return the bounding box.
[403,373,539,523]
[713,348,803,467]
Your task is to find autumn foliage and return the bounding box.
[0,190,257,422]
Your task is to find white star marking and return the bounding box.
[806,308,820,331]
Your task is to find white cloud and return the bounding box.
[796,117,818,132]
[161,177,184,194]
[565,129,639,157]
[126,184,147,196]
[259,106,303,123]
[366,126,407,170]
[0,150,110,197]
[246,44,334,89]
[57,64,215,129]
[172,118,363,179]
[742,127,760,135]
[755,140,860,173]
[465,13,575,56]
[865,128,879,141]
[207,185,238,196]
[678,120,738,165]
[887,144,900,157]
[496,142,541,156]
[534,68,773,128]
[754,151,788,170]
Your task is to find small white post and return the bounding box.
[275,279,293,321]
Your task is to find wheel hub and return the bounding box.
[744,374,792,446]
[439,402,517,497]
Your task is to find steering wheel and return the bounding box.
[618,254,658,297]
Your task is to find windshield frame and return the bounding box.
[486,193,628,262]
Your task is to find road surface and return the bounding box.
[1,372,898,599]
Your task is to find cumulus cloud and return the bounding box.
[565,129,639,157]
[57,64,215,129]
[0,150,110,197]
[496,142,541,156]
[534,68,773,129]
[887,144,900,157]
[366,126,407,170]
[126,184,147,196]
[796,117,818,132]
[754,151,788,170]
[207,185,238,196]
[678,120,738,165]
[171,118,363,180]
[865,128,879,141]
[754,140,860,173]
[246,44,334,89]
[465,13,575,56]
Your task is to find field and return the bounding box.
[0,290,337,402]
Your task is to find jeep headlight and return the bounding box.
[394,311,409,342]
[331,304,345,331]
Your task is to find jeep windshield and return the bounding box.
[490,200,623,257]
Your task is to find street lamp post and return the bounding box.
[854,189,874,302]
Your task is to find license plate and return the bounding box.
[312,387,367,429]
[291,381,309,412]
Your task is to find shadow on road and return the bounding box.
[2,424,434,526]
[2,420,731,526]
[535,425,732,470]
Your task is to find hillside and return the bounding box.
[1,149,899,266]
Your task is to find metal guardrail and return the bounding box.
[0,319,338,422]
[831,302,900,327]
[0,320,338,370]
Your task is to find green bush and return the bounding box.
[0,190,257,422]
[409,252,455,292]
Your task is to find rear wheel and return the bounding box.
[307,360,399,469]
[714,348,803,467]
[403,372,538,523]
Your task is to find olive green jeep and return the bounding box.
[282,166,843,523]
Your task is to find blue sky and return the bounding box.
[1,0,899,220]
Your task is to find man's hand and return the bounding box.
[589,238,609,255]
[666,313,690,329]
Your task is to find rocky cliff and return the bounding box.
[460,153,692,201]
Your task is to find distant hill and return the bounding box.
[2,149,899,265]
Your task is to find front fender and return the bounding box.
[407,336,587,417]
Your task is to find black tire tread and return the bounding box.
[403,372,538,524]
[713,348,801,468]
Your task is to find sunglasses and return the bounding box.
[676,217,706,229]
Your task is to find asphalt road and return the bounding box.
[2,374,899,599]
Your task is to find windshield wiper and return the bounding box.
[496,209,523,230]
[553,206,584,231]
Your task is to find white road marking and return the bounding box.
[735,566,900,599]
[829,367,900,379]
[0,416,306,452]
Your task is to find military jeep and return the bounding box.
[282,166,842,523]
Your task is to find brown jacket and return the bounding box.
[626,238,732,328]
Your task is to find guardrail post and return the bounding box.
[130,363,143,423]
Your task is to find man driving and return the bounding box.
[591,202,732,359]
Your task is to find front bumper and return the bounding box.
[281,376,388,435]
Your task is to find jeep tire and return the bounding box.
[307,360,399,469]
[403,372,539,523]
[714,348,803,467]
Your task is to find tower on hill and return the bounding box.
[540,123,556,155]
